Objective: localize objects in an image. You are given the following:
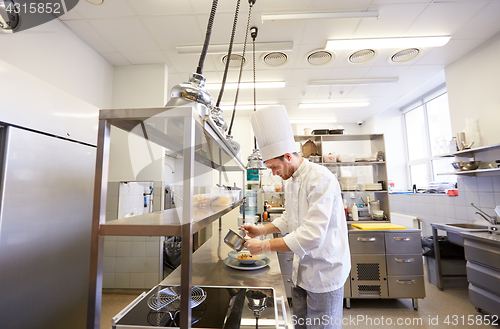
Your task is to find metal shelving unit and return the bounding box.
[87,105,246,329]
[436,143,500,176]
[295,133,390,222]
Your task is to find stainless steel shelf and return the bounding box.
[101,199,244,236]
[322,161,385,165]
[295,133,384,141]
[436,143,500,158]
[437,167,500,176]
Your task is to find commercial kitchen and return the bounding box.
[1,0,500,328]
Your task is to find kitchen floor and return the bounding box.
[100,268,498,329]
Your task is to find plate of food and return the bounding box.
[223,257,270,271]
[228,250,267,264]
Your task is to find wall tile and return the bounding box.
[425,203,436,215]
[131,242,146,257]
[444,204,456,219]
[495,192,500,205]
[131,236,146,242]
[145,273,160,288]
[479,192,496,208]
[453,193,466,206]
[103,273,115,289]
[146,241,160,257]
[455,205,468,220]
[145,257,160,272]
[115,257,131,272]
[115,273,130,288]
[457,177,466,193]
[477,177,494,192]
[130,257,146,273]
[463,176,478,193]
[116,242,131,256]
[103,240,116,257]
[117,236,132,242]
[492,176,500,192]
[434,204,445,218]
[467,206,479,222]
[103,257,116,272]
[464,192,480,207]
[129,273,145,289]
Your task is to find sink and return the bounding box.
[444,223,488,230]
[434,223,489,246]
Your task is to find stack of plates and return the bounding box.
[365,183,382,191]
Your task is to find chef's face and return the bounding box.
[265,154,295,180]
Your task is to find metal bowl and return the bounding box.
[451,161,481,171]
[224,229,245,251]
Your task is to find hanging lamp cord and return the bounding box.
[252,27,258,150]
[227,0,255,136]
[215,0,243,108]
[196,0,219,75]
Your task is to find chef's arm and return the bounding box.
[269,237,291,252]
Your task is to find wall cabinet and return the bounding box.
[346,229,425,309]
[294,134,391,222]
[87,105,246,329]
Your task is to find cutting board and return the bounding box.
[351,223,406,230]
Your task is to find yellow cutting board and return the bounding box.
[351,223,406,230]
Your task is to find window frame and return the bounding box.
[402,87,453,189]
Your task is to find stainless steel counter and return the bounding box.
[459,231,500,246]
[159,225,291,327]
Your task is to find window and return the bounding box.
[403,91,456,190]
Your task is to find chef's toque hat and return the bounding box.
[250,105,297,162]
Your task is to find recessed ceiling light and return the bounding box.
[262,11,379,22]
[205,81,285,90]
[348,49,376,64]
[326,36,451,50]
[261,52,289,67]
[390,48,420,63]
[308,78,399,86]
[305,50,335,66]
[299,102,370,108]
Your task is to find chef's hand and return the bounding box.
[241,224,266,238]
[244,239,270,255]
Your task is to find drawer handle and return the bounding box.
[357,237,376,242]
[397,280,416,285]
[287,258,293,262]
[395,258,414,263]
[394,237,412,241]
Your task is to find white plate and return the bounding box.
[223,257,270,270]
[228,250,267,260]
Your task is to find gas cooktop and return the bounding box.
[113,285,278,329]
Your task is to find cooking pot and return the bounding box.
[224,229,245,251]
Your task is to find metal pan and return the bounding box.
[224,229,245,251]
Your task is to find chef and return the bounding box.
[242,105,350,329]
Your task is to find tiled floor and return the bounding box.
[100,268,499,329]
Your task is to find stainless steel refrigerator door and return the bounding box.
[0,126,95,329]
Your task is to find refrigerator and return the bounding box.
[0,124,95,329]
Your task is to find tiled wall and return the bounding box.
[103,181,163,289]
[390,175,500,236]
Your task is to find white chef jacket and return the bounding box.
[272,158,351,293]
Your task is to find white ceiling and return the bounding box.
[59,0,500,123]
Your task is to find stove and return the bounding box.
[113,285,278,329]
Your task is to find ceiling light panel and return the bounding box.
[326,36,451,50]
[205,82,286,90]
[299,102,370,108]
[308,78,399,86]
[262,11,379,22]
[176,42,294,55]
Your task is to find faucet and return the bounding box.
[471,203,498,225]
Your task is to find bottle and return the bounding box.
[347,203,352,220]
[352,204,358,221]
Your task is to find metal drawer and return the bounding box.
[469,283,500,317]
[464,239,500,271]
[282,274,293,299]
[466,261,500,296]
[385,232,421,254]
[278,252,293,275]
[349,232,385,254]
[387,276,425,298]
[386,254,424,276]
